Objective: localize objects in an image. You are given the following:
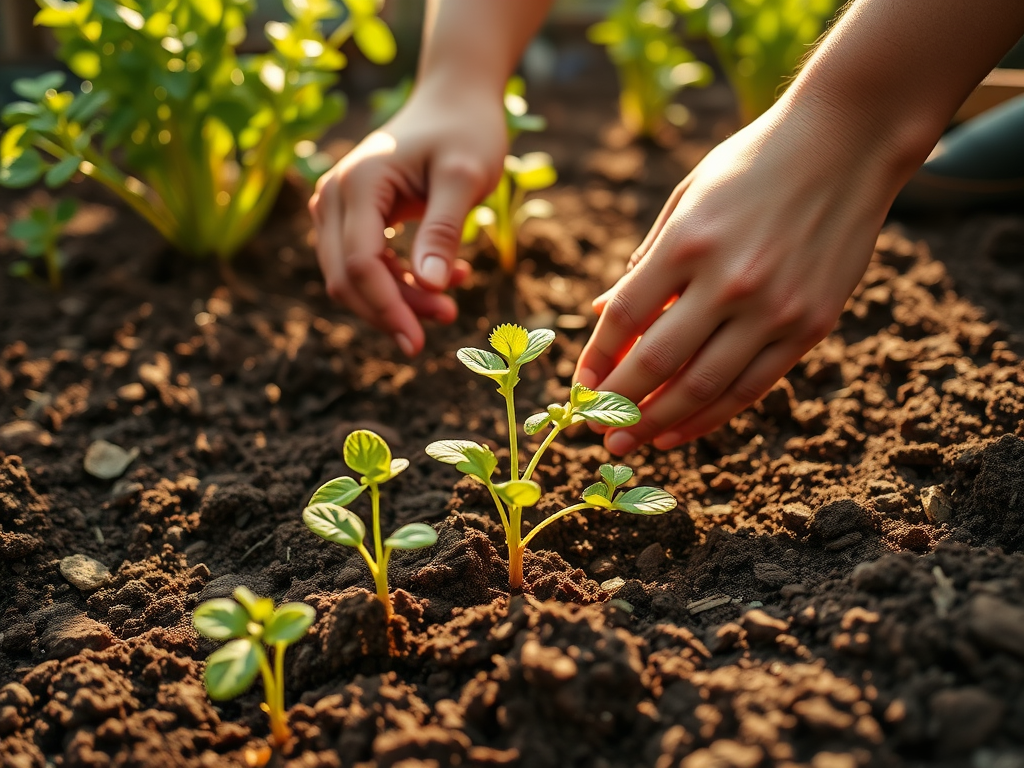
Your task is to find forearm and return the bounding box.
[418,0,554,96]
[780,0,1024,184]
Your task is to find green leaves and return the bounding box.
[601,464,634,489]
[343,429,405,483]
[489,323,530,361]
[303,503,366,547]
[12,72,66,102]
[204,638,261,700]
[193,598,249,640]
[494,480,542,508]
[308,476,365,507]
[384,523,438,551]
[425,440,497,482]
[456,347,508,381]
[612,486,677,515]
[505,153,557,192]
[262,602,316,644]
[569,384,641,428]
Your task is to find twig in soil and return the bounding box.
[93,526,104,544]
[687,595,732,614]
[240,532,274,563]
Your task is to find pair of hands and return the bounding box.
[309,87,892,454]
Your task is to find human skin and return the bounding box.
[577,0,1024,454]
[311,0,1024,451]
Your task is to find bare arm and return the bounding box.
[309,0,554,356]
[576,0,1024,454]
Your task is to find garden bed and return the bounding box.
[1,73,1024,768]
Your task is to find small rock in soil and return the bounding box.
[741,610,790,644]
[39,611,115,659]
[753,562,795,588]
[636,543,666,577]
[59,554,111,591]
[83,440,139,479]
[0,420,53,450]
[968,594,1024,658]
[810,498,869,541]
[930,687,1004,753]
[920,485,953,525]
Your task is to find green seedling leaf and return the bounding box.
[353,16,397,64]
[494,479,542,508]
[515,198,555,225]
[574,391,641,428]
[233,586,275,623]
[262,602,316,644]
[524,412,552,436]
[45,156,80,187]
[193,598,250,640]
[489,323,530,363]
[456,347,508,380]
[388,457,410,480]
[343,429,392,482]
[512,152,557,191]
[569,382,600,408]
[582,481,613,508]
[425,440,497,481]
[2,102,43,126]
[303,503,366,547]
[204,638,261,700]
[308,476,365,507]
[55,197,77,222]
[12,72,66,102]
[517,328,555,365]
[1,149,46,188]
[384,522,438,550]
[600,464,634,490]
[612,486,677,515]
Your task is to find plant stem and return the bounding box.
[44,244,62,291]
[507,511,524,590]
[368,484,392,618]
[256,646,290,747]
[504,388,519,481]
[520,503,589,551]
[522,425,561,483]
[485,481,511,537]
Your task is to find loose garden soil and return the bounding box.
[1,61,1024,768]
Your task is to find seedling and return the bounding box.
[6,198,77,290]
[427,324,678,588]
[462,153,557,275]
[193,587,315,748]
[589,0,712,137]
[0,0,395,260]
[678,0,840,124]
[302,430,437,619]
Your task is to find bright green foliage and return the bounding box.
[0,0,395,261]
[193,587,315,746]
[462,152,557,274]
[7,197,77,290]
[589,0,712,137]
[302,430,437,619]
[678,0,840,124]
[427,325,678,589]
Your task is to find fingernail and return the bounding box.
[576,367,598,389]
[654,432,682,450]
[420,255,448,288]
[605,431,636,456]
[395,333,415,357]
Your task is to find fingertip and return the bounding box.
[394,331,419,357]
[417,254,450,291]
[575,366,598,390]
[604,430,637,456]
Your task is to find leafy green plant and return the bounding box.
[588,0,712,137]
[193,587,315,747]
[0,0,395,261]
[302,429,437,619]
[6,197,77,290]
[427,324,678,589]
[677,0,840,124]
[461,152,556,275]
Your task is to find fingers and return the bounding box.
[603,330,806,455]
[382,256,467,324]
[413,157,493,290]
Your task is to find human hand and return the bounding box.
[575,102,909,454]
[309,83,507,356]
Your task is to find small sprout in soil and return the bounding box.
[427,324,678,588]
[588,0,711,137]
[7,198,76,290]
[193,587,314,748]
[302,430,437,619]
[462,152,557,274]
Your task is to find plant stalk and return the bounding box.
[522,425,561,483]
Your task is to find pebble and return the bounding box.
[753,562,795,588]
[0,420,53,451]
[84,440,139,480]
[59,554,111,591]
[600,577,625,593]
[920,485,953,525]
[635,542,666,577]
[741,609,790,644]
[968,594,1024,658]
[929,687,1004,753]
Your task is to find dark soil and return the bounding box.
[2,62,1024,768]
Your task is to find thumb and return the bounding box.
[413,159,491,290]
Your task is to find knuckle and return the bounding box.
[634,337,678,381]
[801,309,838,344]
[603,294,639,333]
[731,375,770,406]
[682,365,725,405]
[422,216,464,250]
[439,156,492,191]
[346,257,375,283]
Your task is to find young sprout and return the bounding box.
[7,198,76,290]
[302,430,437,619]
[462,153,557,274]
[427,324,678,588]
[588,0,712,137]
[193,587,315,748]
